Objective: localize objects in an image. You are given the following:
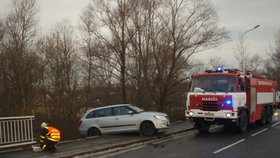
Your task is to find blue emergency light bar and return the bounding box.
[215,66,223,72]
[205,67,239,74]
[205,66,224,73]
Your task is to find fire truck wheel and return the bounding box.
[256,108,266,126]
[237,111,248,133]
[266,106,272,124]
[196,121,210,133]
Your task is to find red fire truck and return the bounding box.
[185,67,277,133]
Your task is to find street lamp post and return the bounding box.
[240,25,260,73]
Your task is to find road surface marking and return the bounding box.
[251,128,268,137]
[213,139,245,154]
[271,121,280,127]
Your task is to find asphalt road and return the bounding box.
[0,119,192,158]
[97,112,280,158]
[1,111,280,158]
[0,134,151,158]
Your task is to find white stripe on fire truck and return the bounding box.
[257,92,274,104]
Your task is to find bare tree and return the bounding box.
[41,19,81,120]
[234,35,250,71]
[125,0,161,109]
[79,3,98,109]
[93,43,118,105]
[141,0,227,112]
[89,0,138,103]
[0,20,4,41]
[0,19,5,114]
[234,25,260,72]
[80,0,228,113]
[234,36,264,74]
[208,56,227,69]
[247,54,263,74]
[79,2,123,109]
[265,30,280,89]
[0,0,40,116]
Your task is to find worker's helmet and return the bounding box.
[41,122,48,128]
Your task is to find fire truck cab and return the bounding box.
[185,67,277,133]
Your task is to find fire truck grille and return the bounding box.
[202,102,219,111]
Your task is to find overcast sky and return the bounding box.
[208,0,280,68]
[0,0,280,68]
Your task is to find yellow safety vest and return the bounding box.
[45,126,61,142]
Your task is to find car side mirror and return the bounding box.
[128,111,134,115]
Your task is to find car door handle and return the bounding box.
[114,118,119,120]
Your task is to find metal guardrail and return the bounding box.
[0,116,36,149]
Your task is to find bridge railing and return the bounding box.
[0,116,36,149]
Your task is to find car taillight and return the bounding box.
[77,120,82,127]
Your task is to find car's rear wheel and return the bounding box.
[88,127,101,136]
[141,121,156,136]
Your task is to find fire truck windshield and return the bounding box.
[191,76,236,93]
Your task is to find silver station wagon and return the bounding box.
[78,104,169,136]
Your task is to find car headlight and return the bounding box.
[154,115,167,120]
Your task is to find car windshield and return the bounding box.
[128,105,145,112]
[191,76,237,93]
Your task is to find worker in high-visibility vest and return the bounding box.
[40,122,61,152]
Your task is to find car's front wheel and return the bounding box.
[141,121,156,136]
[87,127,101,136]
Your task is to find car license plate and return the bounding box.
[204,112,214,116]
